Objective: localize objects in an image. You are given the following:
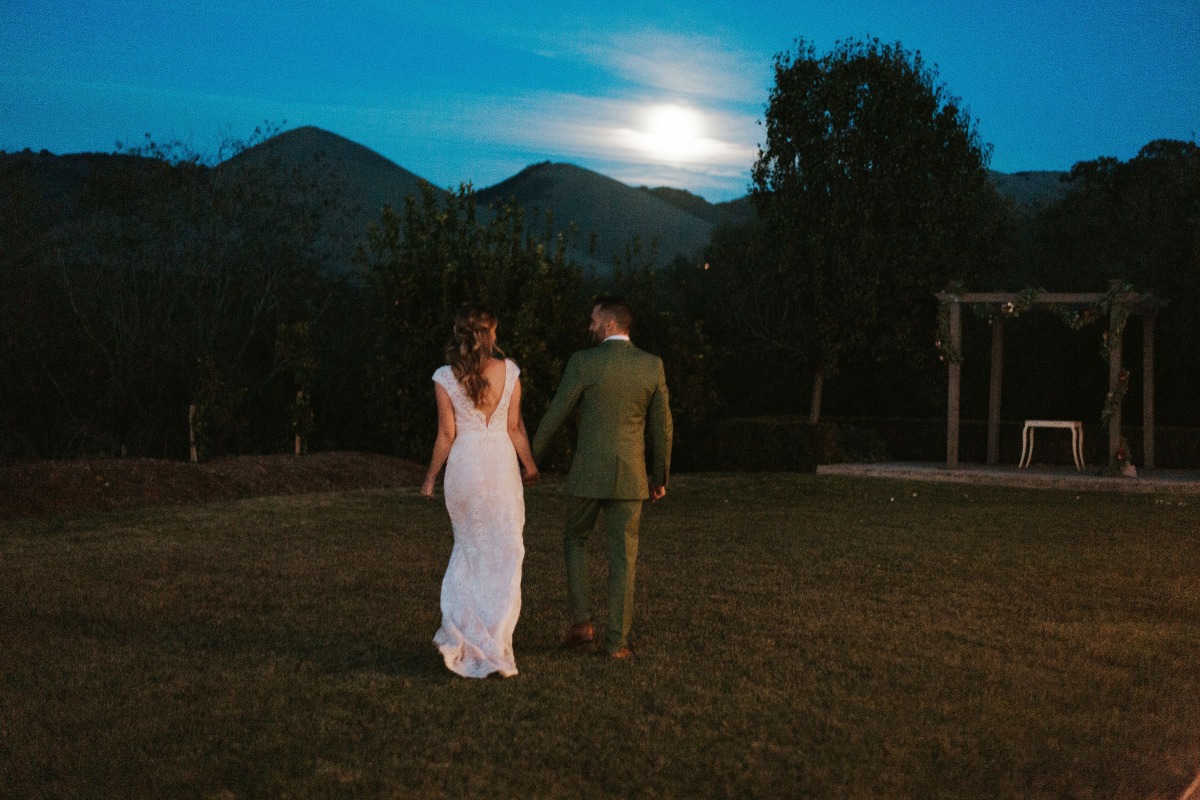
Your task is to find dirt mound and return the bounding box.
[0,452,425,520]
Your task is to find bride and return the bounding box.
[421,304,539,678]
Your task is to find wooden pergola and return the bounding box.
[936,280,1166,469]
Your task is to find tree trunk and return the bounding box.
[188,404,198,463]
[294,391,305,456]
[808,363,825,424]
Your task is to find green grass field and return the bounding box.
[2,473,1198,799]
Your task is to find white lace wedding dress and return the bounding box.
[431,359,525,678]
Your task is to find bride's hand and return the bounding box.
[420,478,436,498]
[522,467,539,487]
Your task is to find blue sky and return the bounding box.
[3,1,1197,202]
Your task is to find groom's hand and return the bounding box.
[650,483,666,501]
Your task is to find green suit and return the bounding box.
[532,338,673,652]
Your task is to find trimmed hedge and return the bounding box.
[674,417,831,473]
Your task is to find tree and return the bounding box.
[746,38,1012,421]
[1,129,349,458]
[599,252,722,436]
[0,152,68,457]
[701,216,813,416]
[1030,140,1199,292]
[1028,139,1200,424]
[361,184,584,459]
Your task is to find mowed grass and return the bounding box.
[1,473,1198,799]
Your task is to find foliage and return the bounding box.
[1101,368,1130,425]
[1029,140,1200,291]
[0,153,64,457]
[1103,435,1134,476]
[8,119,1197,458]
[596,250,722,435]
[360,184,584,460]
[277,322,318,451]
[747,37,1015,419]
[189,356,246,462]
[676,416,826,471]
[1025,140,1200,425]
[0,130,350,458]
[0,135,725,462]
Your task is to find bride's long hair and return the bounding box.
[447,304,501,408]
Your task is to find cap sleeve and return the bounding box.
[432,365,454,390]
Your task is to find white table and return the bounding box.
[1019,420,1085,470]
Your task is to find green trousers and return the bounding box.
[563,496,643,653]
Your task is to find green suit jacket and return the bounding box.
[533,339,672,500]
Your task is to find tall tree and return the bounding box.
[1031,140,1200,292]
[361,185,584,460]
[599,251,722,437]
[748,37,1012,421]
[1029,139,1200,424]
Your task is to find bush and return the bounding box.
[677,417,828,472]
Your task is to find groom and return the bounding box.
[532,296,673,659]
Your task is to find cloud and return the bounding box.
[568,30,769,103]
[463,27,767,197]
[448,91,759,169]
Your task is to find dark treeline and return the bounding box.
[0,138,720,463]
[2,41,1198,463]
[710,137,1200,429]
[704,40,1199,439]
[2,134,1197,464]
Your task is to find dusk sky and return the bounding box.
[3,1,1198,202]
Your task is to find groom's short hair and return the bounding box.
[593,296,633,333]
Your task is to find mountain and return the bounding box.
[476,161,717,274]
[5,126,1082,278]
[221,125,435,210]
[223,130,720,275]
[988,169,1073,214]
[0,149,160,222]
[644,172,1074,223]
[219,126,441,267]
[216,130,1076,271]
[640,186,756,228]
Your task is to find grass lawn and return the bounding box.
[2,473,1198,799]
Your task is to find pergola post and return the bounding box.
[946,300,962,467]
[1107,305,1124,462]
[936,284,1162,471]
[987,318,1004,465]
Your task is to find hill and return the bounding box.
[218,126,442,271]
[221,130,722,275]
[476,161,717,274]
[221,125,435,212]
[5,127,1078,277]
[988,169,1073,214]
[640,186,756,228]
[0,149,160,222]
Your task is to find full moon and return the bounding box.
[634,104,710,163]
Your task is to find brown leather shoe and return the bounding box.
[609,647,634,660]
[560,621,595,649]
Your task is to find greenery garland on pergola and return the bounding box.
[935,280,1167,470]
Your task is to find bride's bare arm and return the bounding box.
[507,379,539,484]
[421,383,456,497]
